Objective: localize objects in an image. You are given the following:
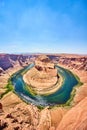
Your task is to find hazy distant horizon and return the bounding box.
[0,52,87,56]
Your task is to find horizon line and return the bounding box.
[0,52,87,56]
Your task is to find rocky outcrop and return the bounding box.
[57,97,87,130]
[58,56,87,71]
[1,97,87,130]
[0,54,37,71]
[37,107,51,130]
[0,54,13,70]
[0,103,39,130]
[23,55,59,94]
[35,55,55,71]
[50,107,68,128]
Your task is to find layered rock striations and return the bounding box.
[58,55,87,71]
[0,54,35,70]
[23,55,59,94]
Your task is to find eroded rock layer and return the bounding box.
[23,55,59,93]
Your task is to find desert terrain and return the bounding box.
[0,53,87,130]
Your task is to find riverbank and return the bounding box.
[6,64,79,107]
[0,65,23,111]
[23,68,63,95]
[58,63,87,105]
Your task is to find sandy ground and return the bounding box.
[1,92,23,111]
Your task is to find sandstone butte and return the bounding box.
[23,55,60,94]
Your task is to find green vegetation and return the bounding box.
[24,83,38,96]
[0,80,14,99]
[0,64,83,110]
[37,105,44,110]
[56,70,83,108]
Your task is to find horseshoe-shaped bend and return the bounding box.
[10,56,79,107]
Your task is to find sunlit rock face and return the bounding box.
[58,56,87,71]
[0,54,36,71]
[35,55,57,77]
[56,97,87,130]
[23,55,59,92]
[35,55,54,69]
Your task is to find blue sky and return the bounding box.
[0,0,87,54]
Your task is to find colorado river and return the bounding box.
[10,63,79,107]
